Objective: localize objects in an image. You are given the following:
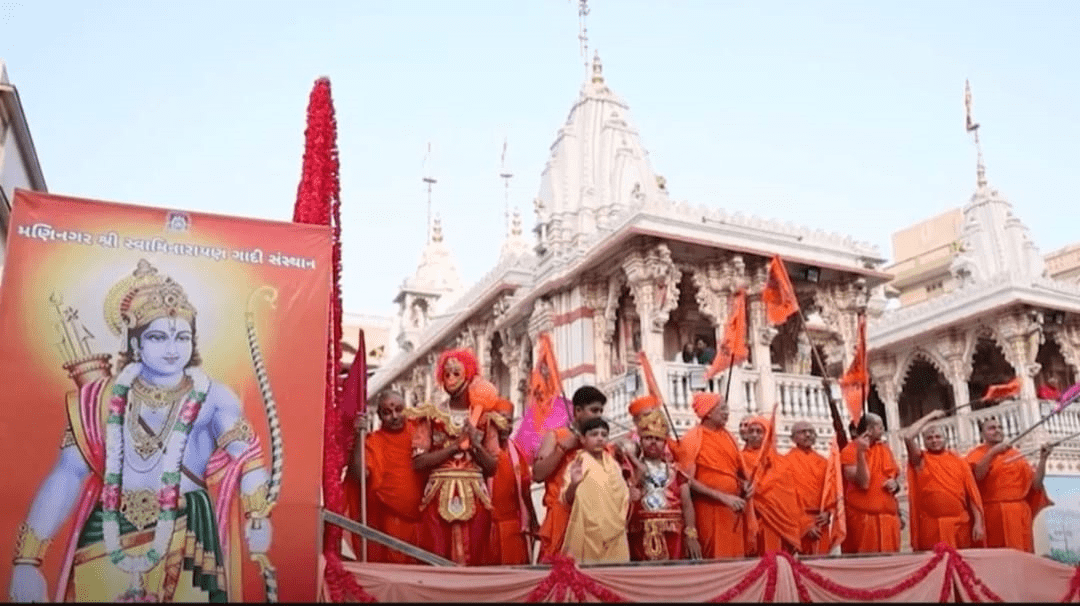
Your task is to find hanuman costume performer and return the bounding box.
[9,259,274,602]
[408,348,500,565]
[624,396,700,562]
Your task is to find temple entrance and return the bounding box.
[610,286,637,376]
[868,383,887,431]
[968,337,1015,411]
[898,357,953,427]
[664,273,714,364]
[489,331,510,398]
[1037,336,1075,399]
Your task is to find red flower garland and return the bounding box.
[938,550,956,602]
[1063,563,1080,602]
[940,543,1003,602]
[784,545,947,600]
[763,552,779,602]
[525,555,627,602]
[709,555,772,602]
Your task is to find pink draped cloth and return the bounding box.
[330,548,1079,602]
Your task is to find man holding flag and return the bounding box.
[841,412,902,554]
[740,414,806,554]
[784,421,844,555]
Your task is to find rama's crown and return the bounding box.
[104,259,197,337]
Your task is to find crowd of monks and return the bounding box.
[348,348,1055,566]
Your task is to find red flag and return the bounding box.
[839,313,868,426]
[341,329,367,434]
[763,255,800,326]
[981,377,1020,402]
[513,333,571,463]
[705,289,749,380]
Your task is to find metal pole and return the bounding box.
[359,412,368,562]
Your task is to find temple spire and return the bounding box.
[964,80,987,190]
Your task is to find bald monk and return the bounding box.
[903,409,985,551]
[841,412,901,553]
[487,398,539,565]
[532,385,608,560]
[348,391,427,563]
[964,417,1054,552]
[741,415,806,554]
[677,392,755,558]
[784,421,838,555]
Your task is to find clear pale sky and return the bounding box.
[3,0,1078,317]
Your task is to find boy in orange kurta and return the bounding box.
[964,417,1053,552]
[783,420,838,555]
[677,392,755,558]
[348,391,427,563]
[532,386,608,560]
[903,409,985,551]
[840,412,901,554]
[741,415,806,554]
[487,398,539,565]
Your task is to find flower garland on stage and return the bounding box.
[102,363,209,602]
[525,554,627,602]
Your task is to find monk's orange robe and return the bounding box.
[742,447,805,554]
[488,440,535,565]
[364,424,427,563]
[964,444,1053,552]
[907,450,984,551]
[784,447,836,555]
[678,425,754,558]
[840,441,901,554]
[538,427,580,560]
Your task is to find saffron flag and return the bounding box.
[637,351,664,402]
[704,289,749,380]
[513,333,570,463]
[838,313,869,426]
[762,255,800,326]
[823,434,846,551]
[981,377,1020,402]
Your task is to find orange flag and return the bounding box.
[822,434,846,551]
[838,313,868,426]
[529,333,565,427]
[981,377,1020,402]
[763,255,800,326]
[704,289,749,380]
[637,351,664,402]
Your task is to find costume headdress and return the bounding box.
[104,259,197,341]
[434,348,480,390]
[629,395,669,439]
[692,392,722,420]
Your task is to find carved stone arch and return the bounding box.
[1048,322,1080,379]
[897,347,951,389]
[931,328,977,385]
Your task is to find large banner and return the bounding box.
[0,190,330,602]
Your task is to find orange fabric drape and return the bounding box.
[489,442,534,565]
[964,443,1053,552]
[363,426,426,563]
[785,447,836,555]
[704,289,749,380]
[742,413,803,552]
[840,441,901,554]
[906,450,984,551]
[680,425,754,558]
[762,255,799,326]
[538,427,580,560]
[838,313,868,426]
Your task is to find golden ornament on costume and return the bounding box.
[629,395,670,439]
[104,259,198,337]
[120,489,161,530]
[12,523,51,567]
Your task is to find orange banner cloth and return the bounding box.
[838,313,869,426]
[906,450,984,551]
[704,289,749,380]
[784,446,839,555]
[677,424,753,558]
[762,255,799,326]
[963,443,1053,552]
[981,377,1021,402]
[840,441,901,554]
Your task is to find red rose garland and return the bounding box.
[709,555,772,602]
[525,555,627,602]
[784,544,948,601]
[1063,564,1080,602]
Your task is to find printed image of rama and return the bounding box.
[8,258,281,602]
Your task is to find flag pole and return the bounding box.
[359,409,368,562]
[795,305,850,447]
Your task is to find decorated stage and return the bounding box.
[321,545,1080,602]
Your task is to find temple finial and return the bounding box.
[432,215,443,243]
[964,80,987,190]
[423,142,438,243]
[577,0,590,80]
[500,136,513,238]
[592,50,603,83]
